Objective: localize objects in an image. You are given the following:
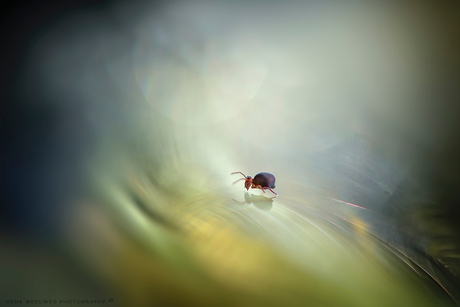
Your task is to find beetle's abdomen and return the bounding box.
[253,172,276,188]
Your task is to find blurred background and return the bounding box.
[1,0,460,306]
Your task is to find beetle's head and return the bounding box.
[245,176,253,190]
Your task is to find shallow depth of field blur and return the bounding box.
[2,1,460,306]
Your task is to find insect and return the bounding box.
[231,172,277,195]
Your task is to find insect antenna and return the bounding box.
[232,178,246,185]
[231,172,247,178]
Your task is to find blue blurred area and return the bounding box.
[0,0,115,237]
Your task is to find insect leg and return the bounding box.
[267,188,278,196]
[253,185,266,193]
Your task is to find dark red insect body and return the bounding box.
[231,172,277,196]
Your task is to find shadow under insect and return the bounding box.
[232,192,275,211]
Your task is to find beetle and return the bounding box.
[231,172,277,195]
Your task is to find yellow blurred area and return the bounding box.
[62,154,446,306]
